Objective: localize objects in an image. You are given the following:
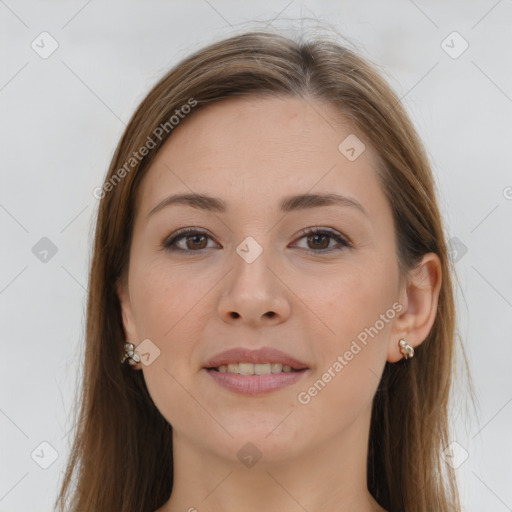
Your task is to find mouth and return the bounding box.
[203,346,309,372]
[202,346,309,395]
[206,362,306,375]
[203,366,308,395]
[202,348,309,394]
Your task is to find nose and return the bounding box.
[217,245,291,327]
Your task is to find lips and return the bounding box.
[203,346,309,371]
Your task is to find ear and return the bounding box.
[387,252,442,362]
[116,276,142,370]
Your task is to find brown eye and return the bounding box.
[306,233,330,250]
[163,229,216,252]
[184,233,208,250]
[163,227,350,254]
[294,228,350,253]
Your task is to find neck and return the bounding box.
[158,406,385,512]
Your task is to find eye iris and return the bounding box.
[308,233,329,250]
[167,230,343,252]
[186,234,207,250]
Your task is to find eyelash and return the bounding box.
[162,227,351,254]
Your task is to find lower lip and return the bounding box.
[204,368,308,395]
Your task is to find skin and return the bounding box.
[117,95,442,512]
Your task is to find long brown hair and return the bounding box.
[55,29,465,511]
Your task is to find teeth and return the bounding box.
[254,363,271,375]
[238,363,254,375]
[270,363,283,373]
[215,363,297,374]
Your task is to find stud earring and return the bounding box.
[121,342,140,365]
[399,338,415,359]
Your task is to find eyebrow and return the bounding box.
[147,192,368,218]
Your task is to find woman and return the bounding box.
[55,30,465,511]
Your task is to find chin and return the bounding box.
[209,420,309,464]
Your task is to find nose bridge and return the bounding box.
[218,233,290,324]
[232,234,275,292]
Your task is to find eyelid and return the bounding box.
[294,226,351,246]
[162,226,351,253]
[162,227,216,250]
[291,227,351,252]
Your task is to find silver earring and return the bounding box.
[399,338,415,359]
[121,342,140,365]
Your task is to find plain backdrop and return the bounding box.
[1,1,511,511]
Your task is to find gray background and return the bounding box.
[1,1,511,511]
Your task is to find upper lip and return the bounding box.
[203,347,309,370]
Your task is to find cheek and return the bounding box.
[305,259,397,399]
[131,258,211,337]
[129,261,209,409]
[296,278,394,428]
[309,257,398,340]
[131,263,212,427]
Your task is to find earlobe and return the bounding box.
[386,253,442,363]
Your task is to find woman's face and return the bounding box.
[118,95,407,465]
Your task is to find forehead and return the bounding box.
[137,95,387,218]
